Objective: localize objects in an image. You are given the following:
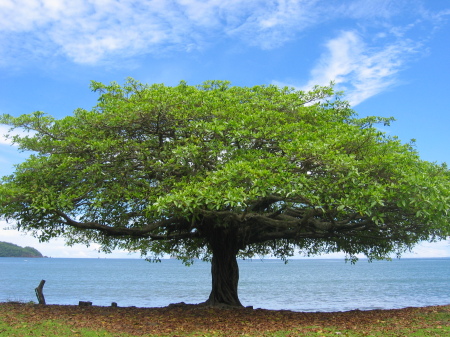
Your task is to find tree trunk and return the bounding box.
[204,227,243,307]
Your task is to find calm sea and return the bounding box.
[1,258,449,312]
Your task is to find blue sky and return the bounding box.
[1,0,449,258]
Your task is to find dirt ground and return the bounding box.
[1,302,449,336]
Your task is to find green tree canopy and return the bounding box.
[1,79,449,306]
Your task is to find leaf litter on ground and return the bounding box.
[0,302,449,336]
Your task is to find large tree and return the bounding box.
[1,79,449,307]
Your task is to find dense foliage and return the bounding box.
[1,79,449,306]
[0,241,43,257]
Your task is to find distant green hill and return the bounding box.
[0,241,44,257]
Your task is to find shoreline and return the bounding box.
[2,300,449,313]
[2,300,450,313]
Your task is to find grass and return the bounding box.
[0,320,449,336]
[1,321,449,336]
[0,302,449,336]
[0,320,110,337]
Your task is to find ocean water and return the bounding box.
[0,258,448,312]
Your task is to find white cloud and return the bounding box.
[0,221,141,258]
[0,125,36,176]
[280,30,420,106]
[0,0,444,67]
[0,125,36,146]
[1,1,447,101]
[0,125,11,146]
[294,240,450,259]
[402,240,450,258]
[339,0,405,19]
[226,0,320,49]
[0,0,323,64]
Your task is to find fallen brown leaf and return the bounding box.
[0,302,449,336]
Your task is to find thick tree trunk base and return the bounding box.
[200,299,243,309]
[206,226,243,307]
[168,301,250,310]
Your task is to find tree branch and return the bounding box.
[54,210,190,239]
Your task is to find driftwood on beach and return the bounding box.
[34,279,46,305]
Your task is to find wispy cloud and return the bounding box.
[0,0,322,65]
[0,125,13,146]
[294,30,421,106]
[1,0,448,106]
[0,125,31,176]
[225,0,321,49]
[338,0,406,19]
[1,0,202,64]
[0,125,36,147]
[271,0,450,105]
[0,220,141,258]
[0,0,445,65]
